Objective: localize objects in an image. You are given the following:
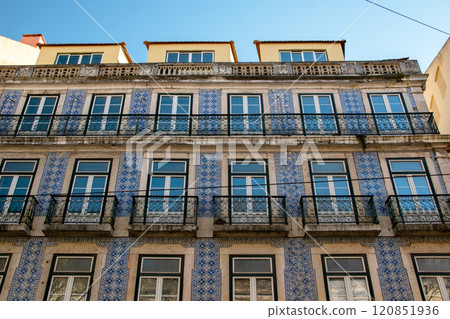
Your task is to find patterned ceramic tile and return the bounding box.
[130,89,151,114]
[274,152,305,217]
[339,89,365,113]
[7,239,55,301]
[61,90,87,115]
[284,239,318,300]
[98,239,134,301]
[366,238,414,301]
[115,152,143,217]
[35,152,70,217]
[269,90,295,113]
[354,152,389,216]
[195,153,222,218]
[189,239,228,301]
[0,90,22,115]
[199,90,221,114]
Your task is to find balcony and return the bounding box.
[387,195,450,235]
[300,195,380,236]
[43,195,117,236]
[0,113,438,137]
[212,196,289,236]
[129,196,198,236]
[0,195,38,236]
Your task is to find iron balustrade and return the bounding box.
[387,194,450,226]
[0,195,38,226]
[300,195,378,224]
[130,196,198,225]
[0,113,439,137]
[46,195,117,226]
[213,196,287,225]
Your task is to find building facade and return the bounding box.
[0,39,449,301]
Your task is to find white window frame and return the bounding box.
[56,53,103,65]
[165,51,214,63]
[157,95,191,131]
[280,51,328,62]
[229,95,263,134]
[20,96,58,132]
[413,256,450,301]
[370,94,406,114]
[0,255,11,292]
[88,95,124,131]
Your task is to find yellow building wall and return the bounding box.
[35,45,128,65]
[0,35,40,65]
[257,42,345,62]
[424,38,450,134]
[146,43,236,63]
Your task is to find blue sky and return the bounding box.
[1,0,449,71]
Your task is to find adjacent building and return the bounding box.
[0,37,449,301]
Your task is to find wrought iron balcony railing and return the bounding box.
[130,196,197,225]
[387,195,450,226]
[46,195,117,226]
[213,196,287,225]
[0,195,38,226]
[0,113,438,137]
[300,195,378,224]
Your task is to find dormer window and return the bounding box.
[166,52,214,63]
[280,51,327,62]
[55,53,103,65]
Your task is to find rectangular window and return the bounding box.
[87,95,124,133]
[55,53,103,65]
[46,255,96,301]
[156,95,191,132]
[280,51,327,62]
[135,256,184,301]
[231,256,276,301]
[310,160,353,221]
[18,96,58,134]
[0,254,11,293]
[323,255,373,301]
[413,255,450,301]
[229,95,263,134]
[229,160,268,219]
[387,159,437,217]
[166,52,214,63]
[66,160,111,222]
[147,160,187,218]
[0,160,38,221]
[299,94,337,134]
[369,93,410,132]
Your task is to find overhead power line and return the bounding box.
[365,0,450,36]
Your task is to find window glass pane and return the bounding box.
[247,97,261,114]
[326,257,365,272]
[139,277,157,301]
[0,256,8,272]
[161,278,179,301]
[256,278,274,301]
[159,96,173,114]
[314,176,331,196]
[166,53,178,63]
[2,161,36,172]
[251,177,267,196]
[80,55,91,65]
[328,278,347,300]
[371,95,387,113]
[303,52,315,62]
[292,52,302,62]
[390,161,424,172]
[444,277,450,297]
[179,54,189,62]
[333,176,350,196]
[393,177,412,195]
[351,278,370,301]
[301,96,316,113]
[77,162,109,173]
[234,258,272,273]
[231,96,243,114]
[152,162,186,173]
[234,278,250,301]
[231,161,265,174]
[318,96,333,113]
[55,257,93,272]
[416,257,450,272]
[176,97,190,114]
[280,52,291,62]
[203,52,213,62]
[68,55,80,64]
[70,276,89,300]
[420,277,443,301]
[48,276,68,301]
[315,52,327,61]
[191,53,201,63]
[412,176,431,195]
[91,54,102,64]
[387,95,404,113]
[141,258,180,273]
[56,55,69,65]
[232,177,247,196]
[311,161,345,173]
